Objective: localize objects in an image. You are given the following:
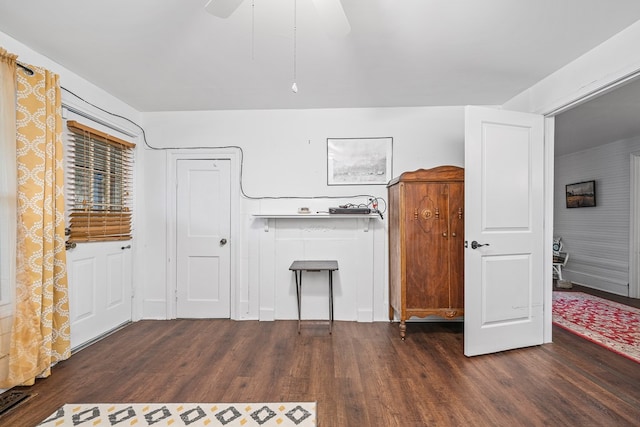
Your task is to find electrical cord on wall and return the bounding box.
[61,86,388,207]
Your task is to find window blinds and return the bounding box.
[66,120,135,243]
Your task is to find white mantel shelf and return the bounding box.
[253,213,380,232]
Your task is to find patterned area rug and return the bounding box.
[37,402,316,426]
[552,291,640,364]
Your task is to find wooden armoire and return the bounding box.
[387,166,464,339]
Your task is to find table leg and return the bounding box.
[295,270,302,334]
[328,270,334,334]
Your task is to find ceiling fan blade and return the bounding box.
[204,0,245,19]
[312,0,351,37]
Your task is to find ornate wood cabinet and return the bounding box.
[387,166,464,338]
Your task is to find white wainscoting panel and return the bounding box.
[257,216,378,322]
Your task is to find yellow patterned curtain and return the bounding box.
[0,62,70,388]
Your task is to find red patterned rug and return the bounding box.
[552,291,640,364]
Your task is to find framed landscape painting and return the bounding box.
[327,137,392,185]
[566,180,596,208]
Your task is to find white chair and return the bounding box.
[553,237,562,254]
[553,251,569,281]
[552,237,569,281]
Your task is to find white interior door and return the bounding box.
[68,241,132,349]
[464,106,545,356]
[176,159,231,318]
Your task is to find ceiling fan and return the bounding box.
[204,0,351,37]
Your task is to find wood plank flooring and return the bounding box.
[2,311,639,427]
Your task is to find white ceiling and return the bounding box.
[1,0,640,154]
[555,78,640,156]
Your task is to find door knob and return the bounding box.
[220,238,228,246]
[470,240,489,249]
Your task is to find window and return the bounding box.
[66,120,135,242]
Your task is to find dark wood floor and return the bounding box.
[3,291,640,426]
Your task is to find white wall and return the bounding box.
[139,107,465,321]
[554,135,640,296]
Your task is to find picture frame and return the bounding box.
[566,180,596,208]
[327,137,393,185]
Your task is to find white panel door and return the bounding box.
[68,241,132,349]
[464,106,545,356]
[176,159,231,318]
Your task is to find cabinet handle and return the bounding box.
[442,232,447,237]
[435,208,440,219]
[452,232,456,237]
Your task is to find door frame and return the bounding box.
[531,70,640,343]
[629,152,640,298]
[543,117,555,343]
[166,150,240,319]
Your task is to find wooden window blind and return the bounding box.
[66,120,135,243]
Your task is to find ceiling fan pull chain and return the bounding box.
[292,0,298,93]
[251,0,255,60]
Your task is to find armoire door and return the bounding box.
[447,181,465,311]
[404,181,449,310]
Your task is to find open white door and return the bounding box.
[464,106,545,356]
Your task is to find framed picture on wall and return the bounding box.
[566,180,596,208]
[327,137,393,185]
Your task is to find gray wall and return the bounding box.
[554,135,640,296]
